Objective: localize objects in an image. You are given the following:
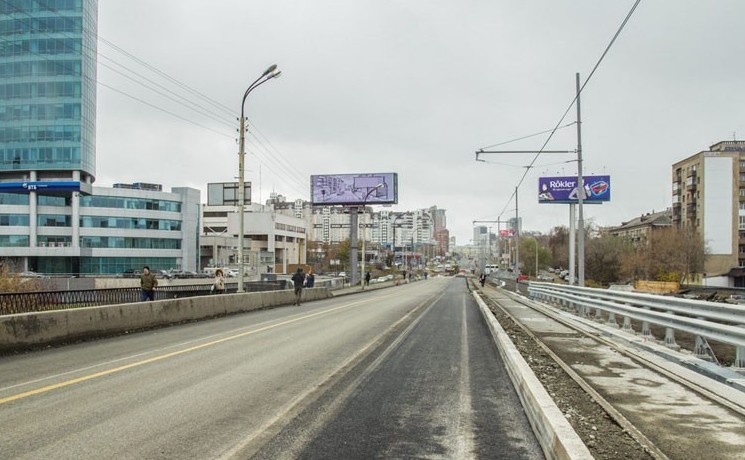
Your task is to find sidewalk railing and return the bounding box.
[527,282,745,368]
[0,281,286,316]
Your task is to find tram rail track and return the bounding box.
[475,279,745,460]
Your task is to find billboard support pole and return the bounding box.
[350,207,359,286]
[576,72,585,287]
[569,203,576,285]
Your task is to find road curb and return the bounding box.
[473,291,593,460]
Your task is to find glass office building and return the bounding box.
[0,1,201,275]
[0,0,97,180]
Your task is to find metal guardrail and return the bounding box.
[527,282,745,368]
[0,281,287,316]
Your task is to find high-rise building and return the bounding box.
[672,141,745,286]
[0,2,200,275]
[0,0,98,183]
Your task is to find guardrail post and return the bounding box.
[735,345,745,371]
[693,335,715,362]
[663,310,680,350]
[606,311,619,329]
[735,326,745,371]
[622,316,633,333]
[641,307,654,341]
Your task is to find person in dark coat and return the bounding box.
[305,272,315,288]
[291,268,306,306]
[140,266,158,301]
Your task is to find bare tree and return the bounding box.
[620,227,705,283]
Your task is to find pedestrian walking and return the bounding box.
[212,268,225,294]
[140,266,158,301]
[364,271,371,286]
[479,273,486,287]
[291,267,306,306]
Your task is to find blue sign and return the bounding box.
[538,175,610,204]
[0,181,90,195]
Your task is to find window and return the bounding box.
[80,196,181,212]
[739,216,745,230]
[0,235,29,247]
[80,237,181,250]
[79,216,181,231]
[38,214,71,227]
[0,193,28,205]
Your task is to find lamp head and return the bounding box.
[262,64,278,77]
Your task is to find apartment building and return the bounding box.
[609,209,672,246]
[672,141,745,286]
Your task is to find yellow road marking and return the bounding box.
[0,295,393,405]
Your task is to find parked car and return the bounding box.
[226,269,239,278]
[537,273,553,281]
[122,269,141,278]
[156,270,173,279]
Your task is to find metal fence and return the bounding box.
[527,281,745,368]
[0,281,287,316]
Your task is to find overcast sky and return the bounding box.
[95,1,745,245]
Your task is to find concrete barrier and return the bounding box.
[473,291,592,460]
[0,287,332,352]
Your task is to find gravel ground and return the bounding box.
[480,293,656,460]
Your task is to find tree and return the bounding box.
[585,235,633,285]
[547,225,570,269]
[619,226,705,283]
[0,265,45,293]
[518,237,551,277]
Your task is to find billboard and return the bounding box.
[311,173,398,206]
[538,175,610,204]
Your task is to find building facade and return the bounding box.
[672,141,745,286]
[0,2,201,275]
[201,184,306,274]
[609,209,672,246]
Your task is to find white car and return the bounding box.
[226,269,239,277]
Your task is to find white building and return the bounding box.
[0,184,200,275]
[200,183,307,275]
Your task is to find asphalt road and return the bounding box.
[0,277,543,459]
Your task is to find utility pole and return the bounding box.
[515,186,519,292]
[576,72,585,287]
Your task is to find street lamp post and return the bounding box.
[391,211,409,270]
[361,184,383,289]
[237,64,281,293]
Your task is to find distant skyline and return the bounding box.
[96,1,745,245]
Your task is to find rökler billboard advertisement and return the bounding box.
[538,175,610,204]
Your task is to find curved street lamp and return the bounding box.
[361,184,383,289]
[237,64,281,293]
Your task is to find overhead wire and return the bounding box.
[478,122,577,151]
[0,0,310,197]
[494,0,642,219]
[0,0,236,138]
